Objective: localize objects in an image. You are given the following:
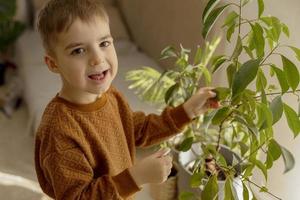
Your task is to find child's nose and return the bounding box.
[89,51,104,67]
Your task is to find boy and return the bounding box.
[34,0,217,199]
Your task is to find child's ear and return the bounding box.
[44,55,60,74]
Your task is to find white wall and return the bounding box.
[213,0,300,199]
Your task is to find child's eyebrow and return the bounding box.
[64,35,112,50]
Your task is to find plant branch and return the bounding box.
[260,43,280,65]
[238,0,242,35]
[221,89,300,104]
[253,89,300,100]
[232,139,267,170]
[245,178,283,200]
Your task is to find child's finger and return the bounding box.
[154,148,171,158]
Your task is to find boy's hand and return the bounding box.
[129,148,172,186]
[183,87,219,119]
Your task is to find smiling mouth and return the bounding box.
[88,70,109,81]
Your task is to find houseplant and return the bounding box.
[126,0,300,199]
[0,0,26,85]
[0,0,25,115]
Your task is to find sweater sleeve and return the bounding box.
[41,148,140,200]
[133,104,192,147]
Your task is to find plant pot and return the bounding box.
[177,143,252,200]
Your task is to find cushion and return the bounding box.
[116,0,207,69]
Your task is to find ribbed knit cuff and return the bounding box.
[112,168,141,198]
[169,104,192,130]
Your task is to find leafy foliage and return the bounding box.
[126,0,300,199]
[0,0,26,53]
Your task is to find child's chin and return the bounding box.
[91,84,111,94]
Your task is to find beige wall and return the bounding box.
[117,0,207,69]
[213,0,300,199]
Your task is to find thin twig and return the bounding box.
[245,178,283,200]
[221,89,300,104]
[260,43,280,65]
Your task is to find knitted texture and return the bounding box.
[35,86,191,200]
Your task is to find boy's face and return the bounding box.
[45,16,118,103]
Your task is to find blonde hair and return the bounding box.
[37,0,109,54]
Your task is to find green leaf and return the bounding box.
[254,159,268,181]
[202,4,230,39]
[261,96,283,129]
[282,23,290,37]
[193,45,202,65]
[257,0,264,18]
[201,175,218,200]
[234,115,258,136]
[256,68,267,92]
[227,63,237,88]
[244,46,254,59]
[179,191,195,200]
[242,0,252,6]
[260,186,268,193]
[271,65,289,93]
[0,20,26,52]
[211,107,230,125]
[160,46,177,60]
[0,0,16,20]
[226,22,236,42]
[265,151,274,169]
[242,182,250,200]
[212,87,231,100]
[270,96,283,125]
[271,17,282,42]
[257,103,273,130]
[211,55,227,73]
[250,23,265,58]
[283,103,300,137]
[223,11,239,27]
[126,67,175,104]
[178,137,194,152]
[202,0,222,22]
[261,16,282,42]
[243,164,255,178]
[239,141,249,156]
[190,171,204,188]
[224,178,235,200]
[232,59,261,98]
[165,83,179,104]
[288,46,300,62]
[200,65,212,85]
[268,139,282,161]
[231,36,243,60]
[280,146,295,173]
[247,31,255,51]
[281,55,300,91]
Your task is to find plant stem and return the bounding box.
[254,89,300,100]
[245,178,283,200]
[216,109,235,151]
[238,0,242,35]
[221,89,300,104]
[260,43,280,65]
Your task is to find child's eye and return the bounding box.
[100,41,111,48]
[71,48,85,55]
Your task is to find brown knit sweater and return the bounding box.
[34,86,191,200]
